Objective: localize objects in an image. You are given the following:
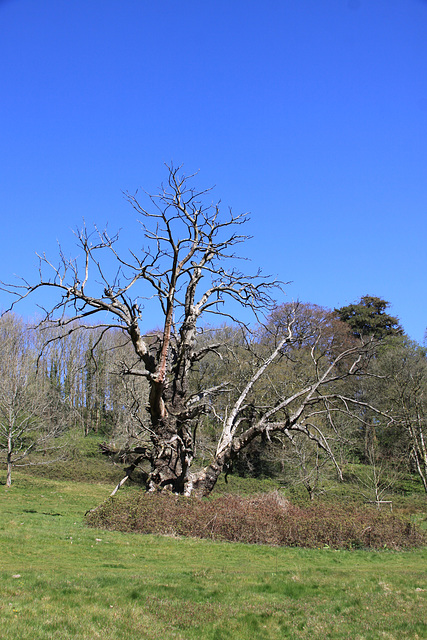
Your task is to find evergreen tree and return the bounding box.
[335,295,403,339]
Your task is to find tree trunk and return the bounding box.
[185,434,255,497]
[6,453,12,487]
[145,409,195,494]
[186,461,224,497]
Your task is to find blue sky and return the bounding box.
[1,0,426,342]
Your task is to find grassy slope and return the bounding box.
[1,471,426,640]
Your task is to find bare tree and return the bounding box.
[2,166,383,496]
[353,440,399,509]
[0,314,64,486]
[278,434,331,501]
[370,337,427,492]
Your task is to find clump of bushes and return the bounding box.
[86,490,426,550]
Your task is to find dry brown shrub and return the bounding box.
[86,491,426,550]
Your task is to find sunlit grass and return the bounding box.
[1,471,426,639]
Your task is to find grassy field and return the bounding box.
[1,472,426,640]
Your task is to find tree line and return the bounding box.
[1,166,426,495]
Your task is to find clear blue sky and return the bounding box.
[1,0,426,342]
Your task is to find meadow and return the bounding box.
[1,472,426,640]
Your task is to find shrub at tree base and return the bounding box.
[86,491,426,550]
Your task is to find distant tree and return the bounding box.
[0,314,64,486]
[334,295,403,340]
[280,433,331,501]
[334,296,404,465]
[370,337,427,492]
[353,439,401,508]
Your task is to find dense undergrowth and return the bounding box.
[86,489,426,550]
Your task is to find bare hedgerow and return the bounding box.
[86,491,426,550]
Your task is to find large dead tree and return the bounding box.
[3,166,382,496]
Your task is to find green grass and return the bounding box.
[1,471,426,639]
